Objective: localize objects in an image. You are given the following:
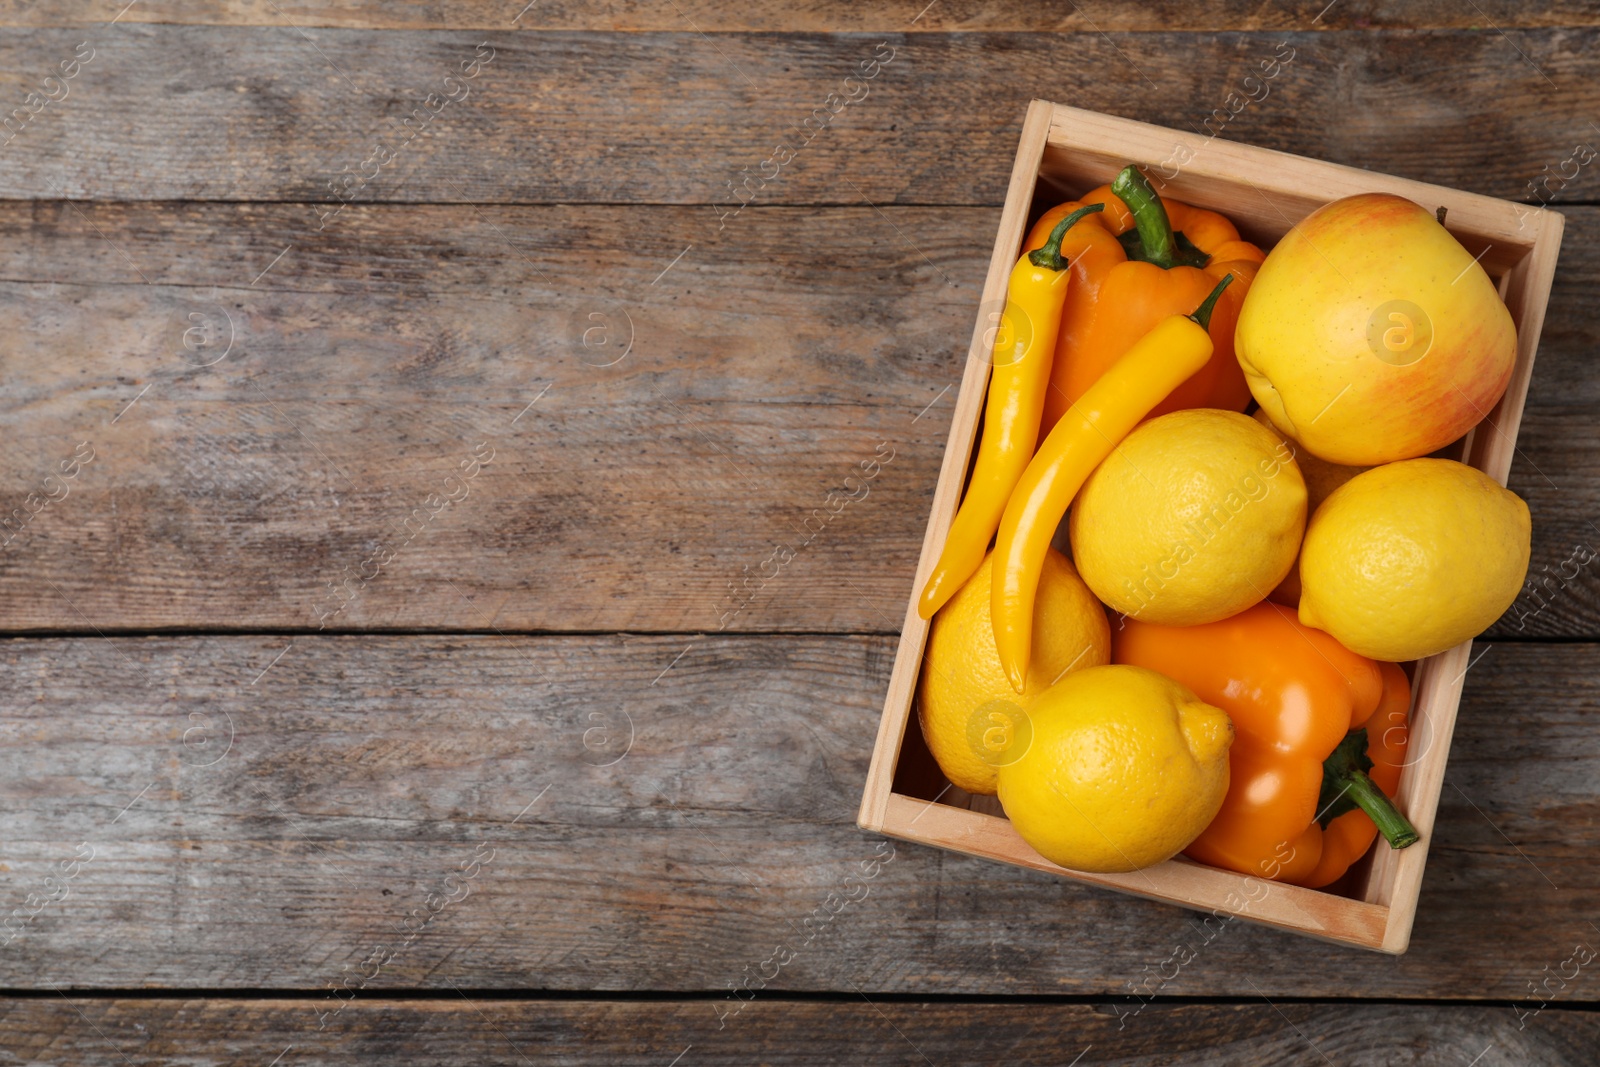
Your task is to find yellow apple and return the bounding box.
[1235,193,1517,465]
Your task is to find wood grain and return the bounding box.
[0,201,972,634]
[2,0,1597,31]
[0,2,1590,1054]
[1488,198,1600,638]
[1,998,1596,1065]
[1,27,1599,205]
[0,201,1591,635]
[0,634,1594,998]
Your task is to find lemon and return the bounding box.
[918,548,1109,795]
[1252,408,1369,605]
[1298,458,1531,661]
[1069,409,1307,626]
[996,665,1232,873]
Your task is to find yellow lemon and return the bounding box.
[1252,408,1369,605]
[1298,458,1531,661]
[996,665,1232,873]
[1069,409,1307,626]
[918,548,1109,796]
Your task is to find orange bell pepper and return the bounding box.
[1114,602,1418,889]
[1021,166,1265,435]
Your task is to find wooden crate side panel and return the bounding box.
[1367,640,1472,952]
[1471,209,1566,485]
[859,100,1053,830]
[881,794,1391,951]
[1044,104,1552,258]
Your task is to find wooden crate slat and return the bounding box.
[878,795,1392,947]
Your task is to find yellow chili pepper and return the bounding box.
[918,204,1104,619]
[992,274,1235,691]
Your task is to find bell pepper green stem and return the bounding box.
[1319,729,1420,850]
[1186,273,1234,332]
[1027,202,1105,271]
[1343,769,1421,849]
[1111,165,1177,269]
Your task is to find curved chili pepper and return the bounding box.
[990,274,1233,691]
[918,204,1104,619]
[1021,167,1265,436]
[1113,603,1418,889]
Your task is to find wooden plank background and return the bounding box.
[0,635,1595,998]
[1,2,1597,1063]
[3,1000,1597,1064]
[0,203,1596,635]
[2,1,1598,30]
[2,27,1600,205]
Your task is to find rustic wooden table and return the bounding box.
[1,2,1596,1063]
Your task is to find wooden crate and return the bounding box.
[857,100,1565,953]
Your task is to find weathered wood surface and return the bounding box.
[1490,201,1600,639]
[0,201,1591,634]
[0,202,964,634]
[1,27,1599,205]
[1,998,1596,1066]
[0,634,1594,999]
[4,1,1598,31]
[1,6,1596,1060]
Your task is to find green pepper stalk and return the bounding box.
[1187,272,1234,331]
[1110,165,1212,270]
[1027,202,1105,271]
[1317,729,1421,849]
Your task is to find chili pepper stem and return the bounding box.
[1187,273,1234,332]
[1027,203,1105,271]
[1338,768,1421,849]
[1111,165,1177,269]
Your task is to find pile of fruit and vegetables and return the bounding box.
[916,165,1529,888]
